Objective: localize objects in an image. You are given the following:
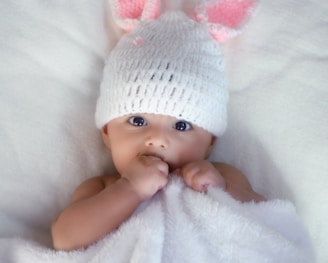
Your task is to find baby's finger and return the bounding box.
[140,155,169,175]
[181,163,200,178]
[191,174,215,193]
[157,161,169,177]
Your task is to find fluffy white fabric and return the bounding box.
[0,0,327,262]
[0,178,315,262]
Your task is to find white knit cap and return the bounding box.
[95,11,228,136]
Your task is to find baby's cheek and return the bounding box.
[111,150,133,175]
[189,147,209,162]
[170,139,209,168]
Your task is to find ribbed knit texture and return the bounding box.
[95,11,228,136]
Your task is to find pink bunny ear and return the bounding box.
[110,0,161,32]
[193,0,257,42]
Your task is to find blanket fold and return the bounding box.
[0,177,315,263]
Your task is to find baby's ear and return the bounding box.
[210,136,217,146]
[101,125,111,149]
[206,136,217,158]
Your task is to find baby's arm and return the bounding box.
[51,156,168,251]
[51,176,141,251]
[180,161,265,202]
[214,162,266,202]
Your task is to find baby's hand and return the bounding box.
[179,160,226,193]
[121,155,169,201]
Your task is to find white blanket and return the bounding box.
[0,177,315,263]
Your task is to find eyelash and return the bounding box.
[173,121,192,131]
[128,116,147,126]
[128,116,192,131]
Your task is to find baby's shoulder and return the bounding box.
[98,174,120,186]
[70,175,120,203]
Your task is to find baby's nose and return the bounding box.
[145,130,168,149]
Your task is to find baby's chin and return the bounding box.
[168,165,175,173]
[167,162,184,174]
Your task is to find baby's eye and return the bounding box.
[128,116,147,126]
[173,121,192,131]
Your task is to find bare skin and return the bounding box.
[52,114,265,251]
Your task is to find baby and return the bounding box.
[52,2,264,251]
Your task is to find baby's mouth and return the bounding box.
[138,151,164,160]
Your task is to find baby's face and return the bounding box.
[102,113,215,174]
